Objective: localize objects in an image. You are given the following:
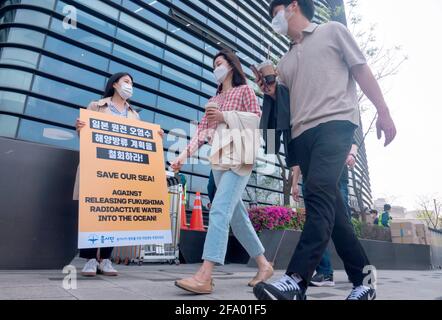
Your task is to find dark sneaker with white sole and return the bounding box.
[310,273,335,287]
[253,275,306,301]
[346,286,376,300]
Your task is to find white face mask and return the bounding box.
[116,82,133,100]
[213,64,231,84]
[272,6,293,36]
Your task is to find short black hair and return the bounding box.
[384,204,392,211]
[268,0,315,21]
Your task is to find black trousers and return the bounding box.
[79,247,114,260]
[286,121,370,287]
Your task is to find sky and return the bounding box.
[350,0,442,210]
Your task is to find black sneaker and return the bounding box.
[253,275,306,301]
[310,273,335,287]
[346,286,376,300]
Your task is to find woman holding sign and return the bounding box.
[75,72,163,277]
[171,49,273,294]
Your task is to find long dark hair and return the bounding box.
[213,49,247,95]
[102,72,134,98]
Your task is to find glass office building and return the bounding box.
[0,0,372,212]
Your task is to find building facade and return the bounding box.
[0,0,372,213]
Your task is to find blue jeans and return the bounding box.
[316,249,333,276]
[202,169,265,265]
[339,167,351,220]
[207,171,217,203]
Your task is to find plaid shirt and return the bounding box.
[186,84,262,156]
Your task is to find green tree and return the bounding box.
[339,0,407,217]
[417,196,441,230]
[344,0,408,119]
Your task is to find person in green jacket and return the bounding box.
[378,204,393,228]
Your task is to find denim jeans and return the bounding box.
[202,169,265,265]
[316,249,333,276]
[207,170,217,203]
[339,167,352,221]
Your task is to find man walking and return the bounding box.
[254,0,396,300]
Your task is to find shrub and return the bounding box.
[248,206,305,233]
[352,217,362,238]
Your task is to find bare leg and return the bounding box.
[194,260,215,282]
[255,254,273,271]
[248,255,274,287]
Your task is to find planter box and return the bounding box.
[361,224,392,242]
[0,138,79,270]
[179,230,207,264]
[248,229,437,270]
[226,234,250,264]
[179,230,250,264]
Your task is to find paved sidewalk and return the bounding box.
[0,258,441,300]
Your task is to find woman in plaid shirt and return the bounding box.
[172,49,273,295]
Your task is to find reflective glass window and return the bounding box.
[31,75,99,107]
[0,68,33,91]
[38,55,106,91]
[0,47,39,69]
[0,90,26,113]
[25,97,79,126]
[0,114,19,138]
[17,119,78,150]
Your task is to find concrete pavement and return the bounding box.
[0,258,441,300]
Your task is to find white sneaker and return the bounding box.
[98,259,118,276]
[346,285,376,300]
[81,259,99,277]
